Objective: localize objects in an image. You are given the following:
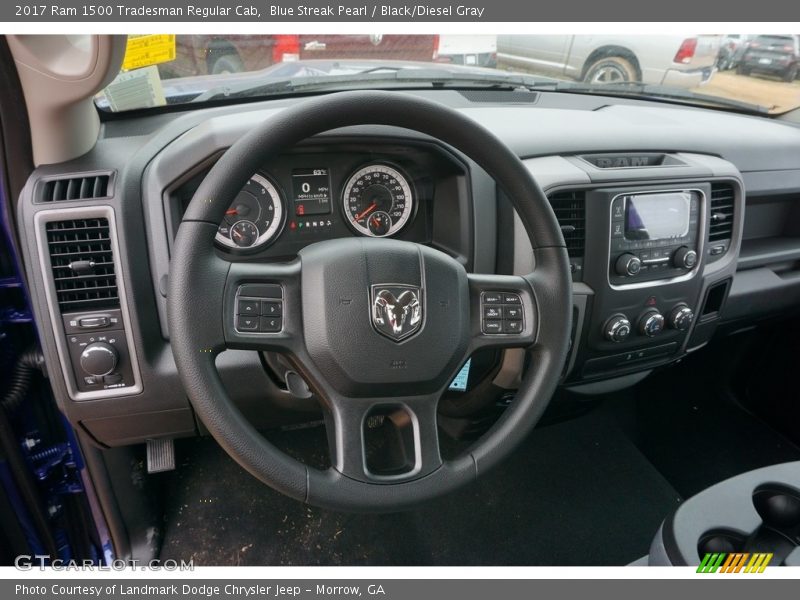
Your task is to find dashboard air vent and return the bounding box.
[548,190,586,258]
[38,174,112,203]
[45,218,119,311]
[709,183,735,242]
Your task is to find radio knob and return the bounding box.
[79,342,118,377]
[615,253,642,277]
[673,246,698,269]
[669,305,695,331]
[638,310,665,337]
[603,315,632,343]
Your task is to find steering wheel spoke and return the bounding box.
[222,259,303,352]
[323,391,443,484]
[467,273,538,351]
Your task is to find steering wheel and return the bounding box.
[168,91,572,512]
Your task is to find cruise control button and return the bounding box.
[504,306,522,319]
[483,292,502,304]
[237,299,260,316]
[260,317,282,333]
[503,294,521,304]
[261,300,282,316]
[483,320,503,334]
[483,306,503,319]
[237,315,260,331]
[503,320,523,334]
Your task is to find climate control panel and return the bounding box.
[602,304,694,343]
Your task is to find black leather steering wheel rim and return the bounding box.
[168,90,572,512]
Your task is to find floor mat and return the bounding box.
[158,409,680,566]
[605,359,800,499]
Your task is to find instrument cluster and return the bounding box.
[213,160,419,252]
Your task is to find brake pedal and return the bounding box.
[146,438,175,473]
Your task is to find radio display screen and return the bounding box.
[292,168,331,216]
[625,192,691,241]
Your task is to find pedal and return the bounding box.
[146,438,175,473]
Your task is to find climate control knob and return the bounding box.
[673,246,698,269]
[79,342,118,377]
[615,253,642,277]
[603,315,632,343]
[638,310,665,338]
[669,305,695,331]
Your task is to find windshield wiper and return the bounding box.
[541,80,773,114]
[191,68,545,103]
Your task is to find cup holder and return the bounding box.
[698,529,747,556]
[697,483,800,564]
[752,483,800,532]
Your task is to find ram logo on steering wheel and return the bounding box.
[371,286,423,342]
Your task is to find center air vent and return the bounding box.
[45,218,119,312]
[548,190,586,258]
[709,183,735,243]
[38,173,113,203]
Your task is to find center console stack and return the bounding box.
[510,152,744,387]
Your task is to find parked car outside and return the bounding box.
[716,34,754,70]
[496,34,720,88]
[737,34,800,82]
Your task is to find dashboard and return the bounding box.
[15,88,800,447]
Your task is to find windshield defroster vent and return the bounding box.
[37,173,113,203]
[45,218,119,312]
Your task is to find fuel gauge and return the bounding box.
[229,220,259,248]
[367,211,392,237]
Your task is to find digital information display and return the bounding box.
[448,359,472,392]
[292,168,331,216]
[625,192,691,241]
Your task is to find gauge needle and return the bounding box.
[354,202,378,222]
[226,208,239,215]
[232,228,242,240]
[370,216,380,228]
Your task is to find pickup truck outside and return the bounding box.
[496,35,721,88]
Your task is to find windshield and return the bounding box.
[97,33,800,114]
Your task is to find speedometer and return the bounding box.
[215,174,285,250]
[342,164,414,237]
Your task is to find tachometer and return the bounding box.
[342,164,414,237]
[215,174,285,250]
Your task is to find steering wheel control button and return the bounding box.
[483,320,503,334]
[603,315,632,343]
[638,310,665,337]
[260,317,282,333]
[484,306,503,319]
[236,315,260,331]
[481,291,525,335]
[235,285,285,334]
[237,299,260,316]
[261,300,282,316]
